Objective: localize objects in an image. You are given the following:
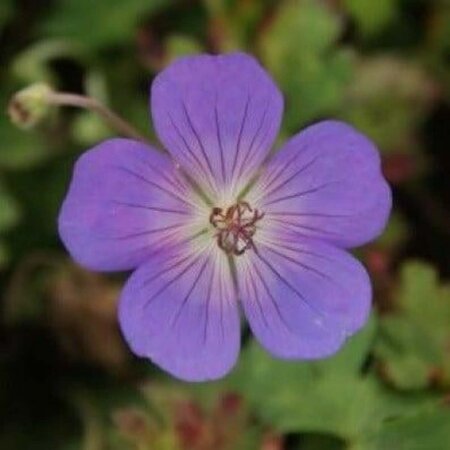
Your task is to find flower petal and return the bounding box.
[58,138,204,271]
[151,53,283,199]
[119,242,240,381]
[236,233,371,359]
[248,121,392,248]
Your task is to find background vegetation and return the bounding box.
[1,0,450,449]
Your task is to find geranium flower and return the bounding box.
[58,53,391,381]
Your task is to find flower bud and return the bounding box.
[8,83,53,129]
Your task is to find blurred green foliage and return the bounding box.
[1,0,450,449]
[376,262,450,390]
[344,0,400,38]
[232,319,450,450]
[261,0,354,133]
[42,0,170,51]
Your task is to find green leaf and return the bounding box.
[231,321,376,437]
[232,319,441,446]
[375,261,450,390]
[260,0,354,133]
[344,0,400,38]
[41,0,171,50]
[359,408,450,450]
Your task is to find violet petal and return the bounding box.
[236,233,371,359]
[58,138,200,271]
[118,243,240,381]
[151,53,283,198]
[249,120,392,248]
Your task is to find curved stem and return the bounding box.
[47,91,149,143]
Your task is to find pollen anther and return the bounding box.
[209,201,264,256]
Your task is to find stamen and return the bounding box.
[209,201,264,256]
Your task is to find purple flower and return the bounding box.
[58,53,391,381]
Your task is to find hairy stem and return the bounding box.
[47,91,149,143]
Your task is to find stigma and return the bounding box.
[209,201,264,256]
